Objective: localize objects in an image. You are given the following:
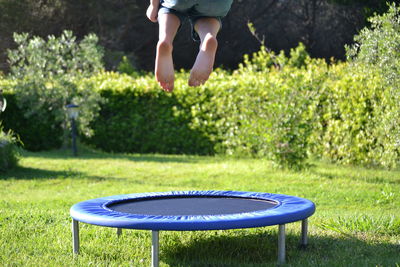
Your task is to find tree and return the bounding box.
[8,30,104,149]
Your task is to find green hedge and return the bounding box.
[80,44,398,168]
[80,73,216,154]
[1,43,399,168]
[80,45,327,168]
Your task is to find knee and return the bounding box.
[157,39,173,53]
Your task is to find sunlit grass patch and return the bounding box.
[0,148,399,266]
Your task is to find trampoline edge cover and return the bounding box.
[70,191,316,231]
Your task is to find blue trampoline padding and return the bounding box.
[70,191,316,231]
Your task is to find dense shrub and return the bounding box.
[309,63,386,166]
[0,122,20,172]
[229,44,328,169]
[1,92,63,151]
[345,3,400,168]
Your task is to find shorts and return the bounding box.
[158,0,233,41]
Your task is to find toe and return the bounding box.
[163,82,174,92]
[188,78,196,87]
[189,80,200,87]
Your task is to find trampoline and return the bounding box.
[70,190,316,266]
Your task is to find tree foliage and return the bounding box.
[346,3,400,168]
[0,0,390,73]
[8,30,104,147]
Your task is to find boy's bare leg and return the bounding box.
[156,13,180,92]
[189,18,220,87]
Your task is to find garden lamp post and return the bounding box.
[66,104,79,156]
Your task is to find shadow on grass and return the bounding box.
[312,170,400,185]
[309,161,400,185]
[22,148,208,164]
[161,231,400,267]
[0,166,121,181]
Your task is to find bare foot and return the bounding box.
[155,40,175,92]
[189,35,218,87]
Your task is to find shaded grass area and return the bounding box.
[0,148,399,266]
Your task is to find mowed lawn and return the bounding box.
[0,148,399,266]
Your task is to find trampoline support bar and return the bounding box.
[152,230,159,267]
[72,219,80,255]
[117,228,122,237]
[301,219,308,247]
[278,224,285,265]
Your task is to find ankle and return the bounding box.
[157,40,173,53]
[201,35,218,51]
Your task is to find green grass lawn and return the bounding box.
[0,148,399,266]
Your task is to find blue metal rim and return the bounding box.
[70,190,316,231]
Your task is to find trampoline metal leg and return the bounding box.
[72,219,80,255]
[151,230,159,267]
[117,228,122,237]
[301,219,308,247]
[278,224,286,265]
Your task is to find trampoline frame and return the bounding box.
[70,191,315,266]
